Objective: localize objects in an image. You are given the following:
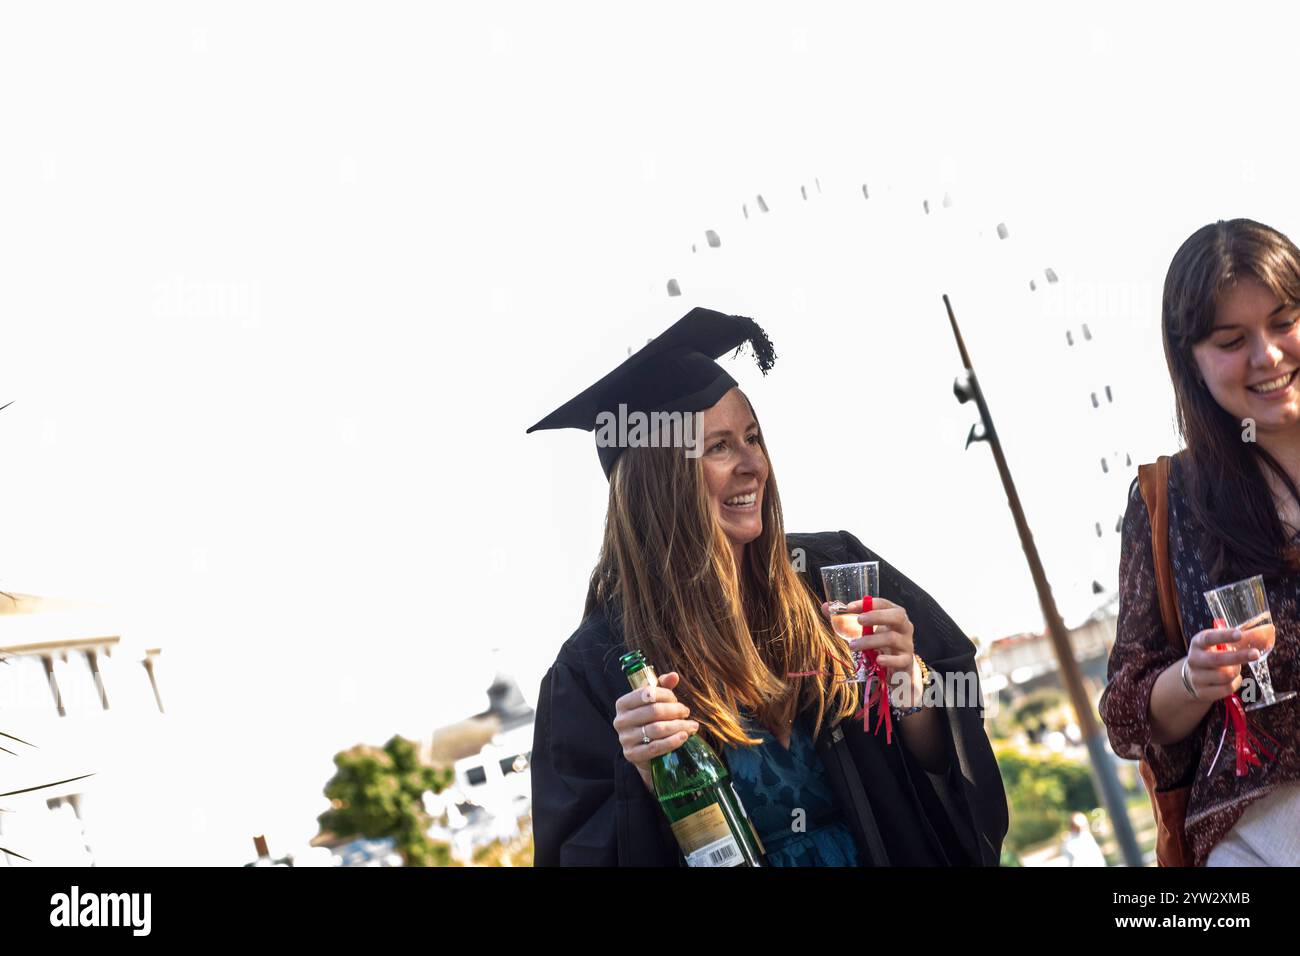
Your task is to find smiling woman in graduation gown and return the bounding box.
[526,308,1008,866]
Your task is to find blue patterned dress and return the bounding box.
[721,713,861,866]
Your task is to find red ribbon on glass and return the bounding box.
[787,595,895,744]
[1207,694,1282,778]
[850,595,894,743]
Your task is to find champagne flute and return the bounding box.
[1204,575,1297,711]
[820,561,880,683]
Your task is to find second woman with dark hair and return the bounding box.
[1102,218,1300,866]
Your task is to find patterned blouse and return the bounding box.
[1100,455,1300,866]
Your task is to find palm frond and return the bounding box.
[1,772,95,798]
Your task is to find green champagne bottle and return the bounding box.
[619,650,765,867]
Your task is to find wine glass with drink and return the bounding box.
[820,561,880,684]
[1204,574,1297,711]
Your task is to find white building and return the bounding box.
[0,593,164,866]
[424,666,534,862]
[978,603,1117,697]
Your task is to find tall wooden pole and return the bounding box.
[944,294,1142,867]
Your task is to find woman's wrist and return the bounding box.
[893,657,929,711]
[1179,656,1198,698]
[1148,657,1216,746]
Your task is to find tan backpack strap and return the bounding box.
[1137,455,1187,652]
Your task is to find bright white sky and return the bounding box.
[3,1,1299,863]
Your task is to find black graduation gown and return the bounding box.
[530,530,1009,866]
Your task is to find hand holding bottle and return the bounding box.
[617,652,765,866]
[613,671,700,792]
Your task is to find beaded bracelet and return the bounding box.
[892,656,932,720]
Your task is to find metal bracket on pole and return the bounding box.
[943,294,1143,867]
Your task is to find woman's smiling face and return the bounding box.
[699,388,769,553]
[1192,274,1300,434]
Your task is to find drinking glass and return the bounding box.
[820,561,880,684]
[1204,575,1297,711]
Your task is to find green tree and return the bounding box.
[1011,689,1068,740]
[996,746,1099,853]
[317,735,454,867]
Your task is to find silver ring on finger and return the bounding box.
[641,726,652,746]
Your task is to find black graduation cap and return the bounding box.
[526,307,776,478]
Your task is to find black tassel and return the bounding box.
[732,315,777,375]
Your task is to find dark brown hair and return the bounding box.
[1163,218,1300,581]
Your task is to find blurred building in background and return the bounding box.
[0,593,164,866]
[423,655,534,863]
[978,599,1117,702]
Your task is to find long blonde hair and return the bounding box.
[584,407,859,748]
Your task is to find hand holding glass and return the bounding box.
[1203,575,1296,711]
[820,561,880,684]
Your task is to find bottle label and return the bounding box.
[627,667,658,691]
[686,835,744,868]
[669,804,743,867]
